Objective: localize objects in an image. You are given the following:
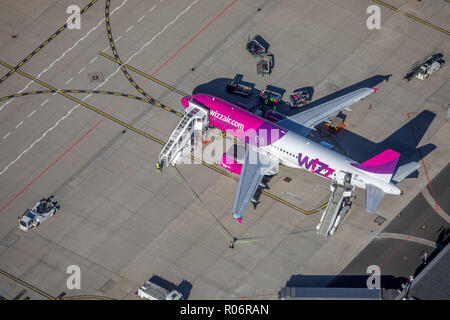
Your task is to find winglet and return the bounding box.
[373,88,378,93]
[236,218,242,224]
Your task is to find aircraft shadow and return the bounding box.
[336,110,436,169]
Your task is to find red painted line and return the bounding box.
[0,0,239,213]
[407,113,438,209]
[0,120,102,212]
[407,110,445,116]
[380,210,435,268]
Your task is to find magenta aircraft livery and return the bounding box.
[160,87,417,223]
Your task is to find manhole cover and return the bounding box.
[88,72,104,83]
[284,177,292,183]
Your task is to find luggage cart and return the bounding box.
[289,90,311,108]
[246,35,267,57]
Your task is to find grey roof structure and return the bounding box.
[408,244,450,300]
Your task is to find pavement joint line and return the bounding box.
[376,232,443,249]
[372,0,450,36]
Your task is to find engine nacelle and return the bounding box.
[220,153,242,175]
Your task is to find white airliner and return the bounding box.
[162,87,419,223]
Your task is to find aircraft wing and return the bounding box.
[365,184,385,213]
[232,147,278,222]
[279,88,376,130]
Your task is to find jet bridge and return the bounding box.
[159,99,209,167]
[317,173,355,236]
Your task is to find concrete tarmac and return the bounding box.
[0,0,449,299]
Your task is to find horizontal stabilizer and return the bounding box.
[392,162,421,183]
[365,184,385,213]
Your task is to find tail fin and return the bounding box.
[351,149,400,183]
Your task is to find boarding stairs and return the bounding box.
[317,176,354,236]
[159,100,209,167]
